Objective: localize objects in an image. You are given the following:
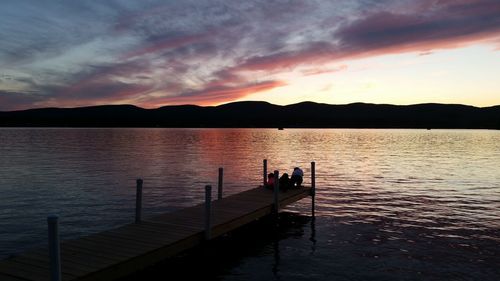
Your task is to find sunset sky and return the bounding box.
[1,0,499,111]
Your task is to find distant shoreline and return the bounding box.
[1,101,499,129]
[0,127,498,130]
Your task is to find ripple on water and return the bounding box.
[1,128,499,280]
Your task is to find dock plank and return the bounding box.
[0,259,75,281]
[0,273,30,281]
[9,255,91,278]
[15,247,114,271]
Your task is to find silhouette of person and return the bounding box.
[265,173,275,189]
[290,167,303,187]
[279,173,290,191]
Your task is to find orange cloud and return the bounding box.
[301,65,348,76]
[143,80,286,107]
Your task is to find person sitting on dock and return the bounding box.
[265,173,275,189]
[279,173,291,191]
[290,167,304,187]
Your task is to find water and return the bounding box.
[1,128,499,280]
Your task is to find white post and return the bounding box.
[48,215,61,281]
[273,170,279,213]
[218,168,223,200]
[135,179,143,223]
[311,162,316,217]
[263,159,268,186]
[205,185,212,240]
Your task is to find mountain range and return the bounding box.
[1,102,499,129]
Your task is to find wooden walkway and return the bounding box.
[0,186,312,281]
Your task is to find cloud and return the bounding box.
[122,32,212,60]
[0,2,123,64]
[0,90,44,111]
[227,0,500,73]
[301,65,348,76]
[34,61,156,107]
[144,80,286,107]
[336,0,500,54]
[1,0,500,110]
[418,51,434,56]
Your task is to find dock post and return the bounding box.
[273,170,279,214]
[47,215,61,281]
[205,185,212,240]
[218,167,223,200]
[135,179,143,223]
[311,162,316,218]
[263,159,268,186]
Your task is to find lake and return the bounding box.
[1,128,499,280]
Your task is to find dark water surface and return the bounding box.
[1,128,499,280]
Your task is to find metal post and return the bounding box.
[311,162,316,217]
[273,170,279,213]
[48,215,61,281]
[263,159,268,186]
[205,185,212,240]
[218,168,223,200]
[135,179,143,223]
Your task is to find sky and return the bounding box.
[1,0,500,111]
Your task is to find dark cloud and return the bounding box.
[336,0,500,53]
[37,60,155,105]
[0,90,44,111]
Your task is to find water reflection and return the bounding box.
[272,238,281,279]
[310,218,316,255]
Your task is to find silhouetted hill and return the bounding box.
[0,102,499,129]
[0,105,147,127]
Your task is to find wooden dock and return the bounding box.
[0,185,312,281]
